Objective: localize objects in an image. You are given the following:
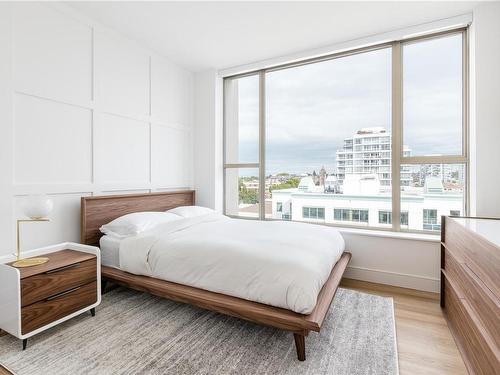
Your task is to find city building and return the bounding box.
[271,174,463,231]
[335,127,412,190]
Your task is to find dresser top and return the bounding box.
[452,217,500,248]
[7,249,96,279]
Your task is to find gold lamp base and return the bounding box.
[12,257,49,268]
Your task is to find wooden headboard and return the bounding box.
[81,190,195,246]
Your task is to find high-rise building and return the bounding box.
[335,127,411,190]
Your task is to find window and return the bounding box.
[423,209,437,223]
[378,210,409,226]
[224,75,259,164]
[398,33,467,232]
[401,212,409,226]
[224,75,261,218]
[403,34,463,156]
[223,29,468,233]
[266,47,392,227]
[224,168,260,218]
[282,202,293,220]
[379,210,391,224]
[302,207,325,220]
[334,209,369,223]
[401,163,465,231]
[423,209,440,231]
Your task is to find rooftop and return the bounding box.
[271,188,463,201]
[356,127,387,135]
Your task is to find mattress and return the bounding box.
[119,213,345,314]
[99,235,121,269]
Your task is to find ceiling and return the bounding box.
[68,1,478,72]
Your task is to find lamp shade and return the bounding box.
[23,194,53,219]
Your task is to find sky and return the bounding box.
[227,33,463,176]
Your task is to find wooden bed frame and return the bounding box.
[81,190,351,361]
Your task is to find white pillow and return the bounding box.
[166,205,215,218]
[100,212,182,238]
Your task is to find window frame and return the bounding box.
[302,206,325,220]
[276,202,283,213]
[223,27,469,234]
[423,209,441,231]
[378,210,409,226]
[334,208,369,224]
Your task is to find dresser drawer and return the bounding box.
[445,250,500,349]
[443,248,466,298]
[21,281,97,334]
[444,277,499,375]
[444,217,500,298]
[21,258,97,307]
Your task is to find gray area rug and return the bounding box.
[0,287,398,375]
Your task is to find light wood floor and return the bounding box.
[0,279,467,375]
[341,278,468,375]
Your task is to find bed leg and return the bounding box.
[293,333,306,361]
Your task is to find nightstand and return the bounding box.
[0,243,101,349]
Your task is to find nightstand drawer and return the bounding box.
[21,281,97,334]
[21,258,97,307]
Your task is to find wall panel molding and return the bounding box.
[2,3,194,255]
[13,94,93,185]
[12,2,93,104]
[93,113,150,185]
[14,90,193,130]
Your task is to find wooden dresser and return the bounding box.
[0,243,101,349]
[441,216,500,375]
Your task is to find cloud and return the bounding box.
[229,33,463,173]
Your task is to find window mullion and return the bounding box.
[258,71,266,220]
[391,42,402,231]
[463,29,470,216]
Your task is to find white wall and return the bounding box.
[193,70,223,211]
[471,1,500,218]
[0,3,194,256]
[341,232,439,292]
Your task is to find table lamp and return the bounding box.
[13,194,53,268]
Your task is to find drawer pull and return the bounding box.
[45,263,80,274]
[45,286,81,301]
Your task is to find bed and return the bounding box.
[81,191,351,361]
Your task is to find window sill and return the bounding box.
[228,214,441,242]
[337,226,440,242]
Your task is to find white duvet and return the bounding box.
[119,213,345,314]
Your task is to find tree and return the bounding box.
[269,177,301,192]
[239,180,258,204]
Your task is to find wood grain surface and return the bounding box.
[21,258,96,307]
[101,251,351,335]
[444,217,500,298]
[7,250,95,279]
[443,277,499,375]
[81,190,195,246]
[21,281,97,334]
[442,216,500,375]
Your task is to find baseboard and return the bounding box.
[344,265,440,293]
[341,277,440,301]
